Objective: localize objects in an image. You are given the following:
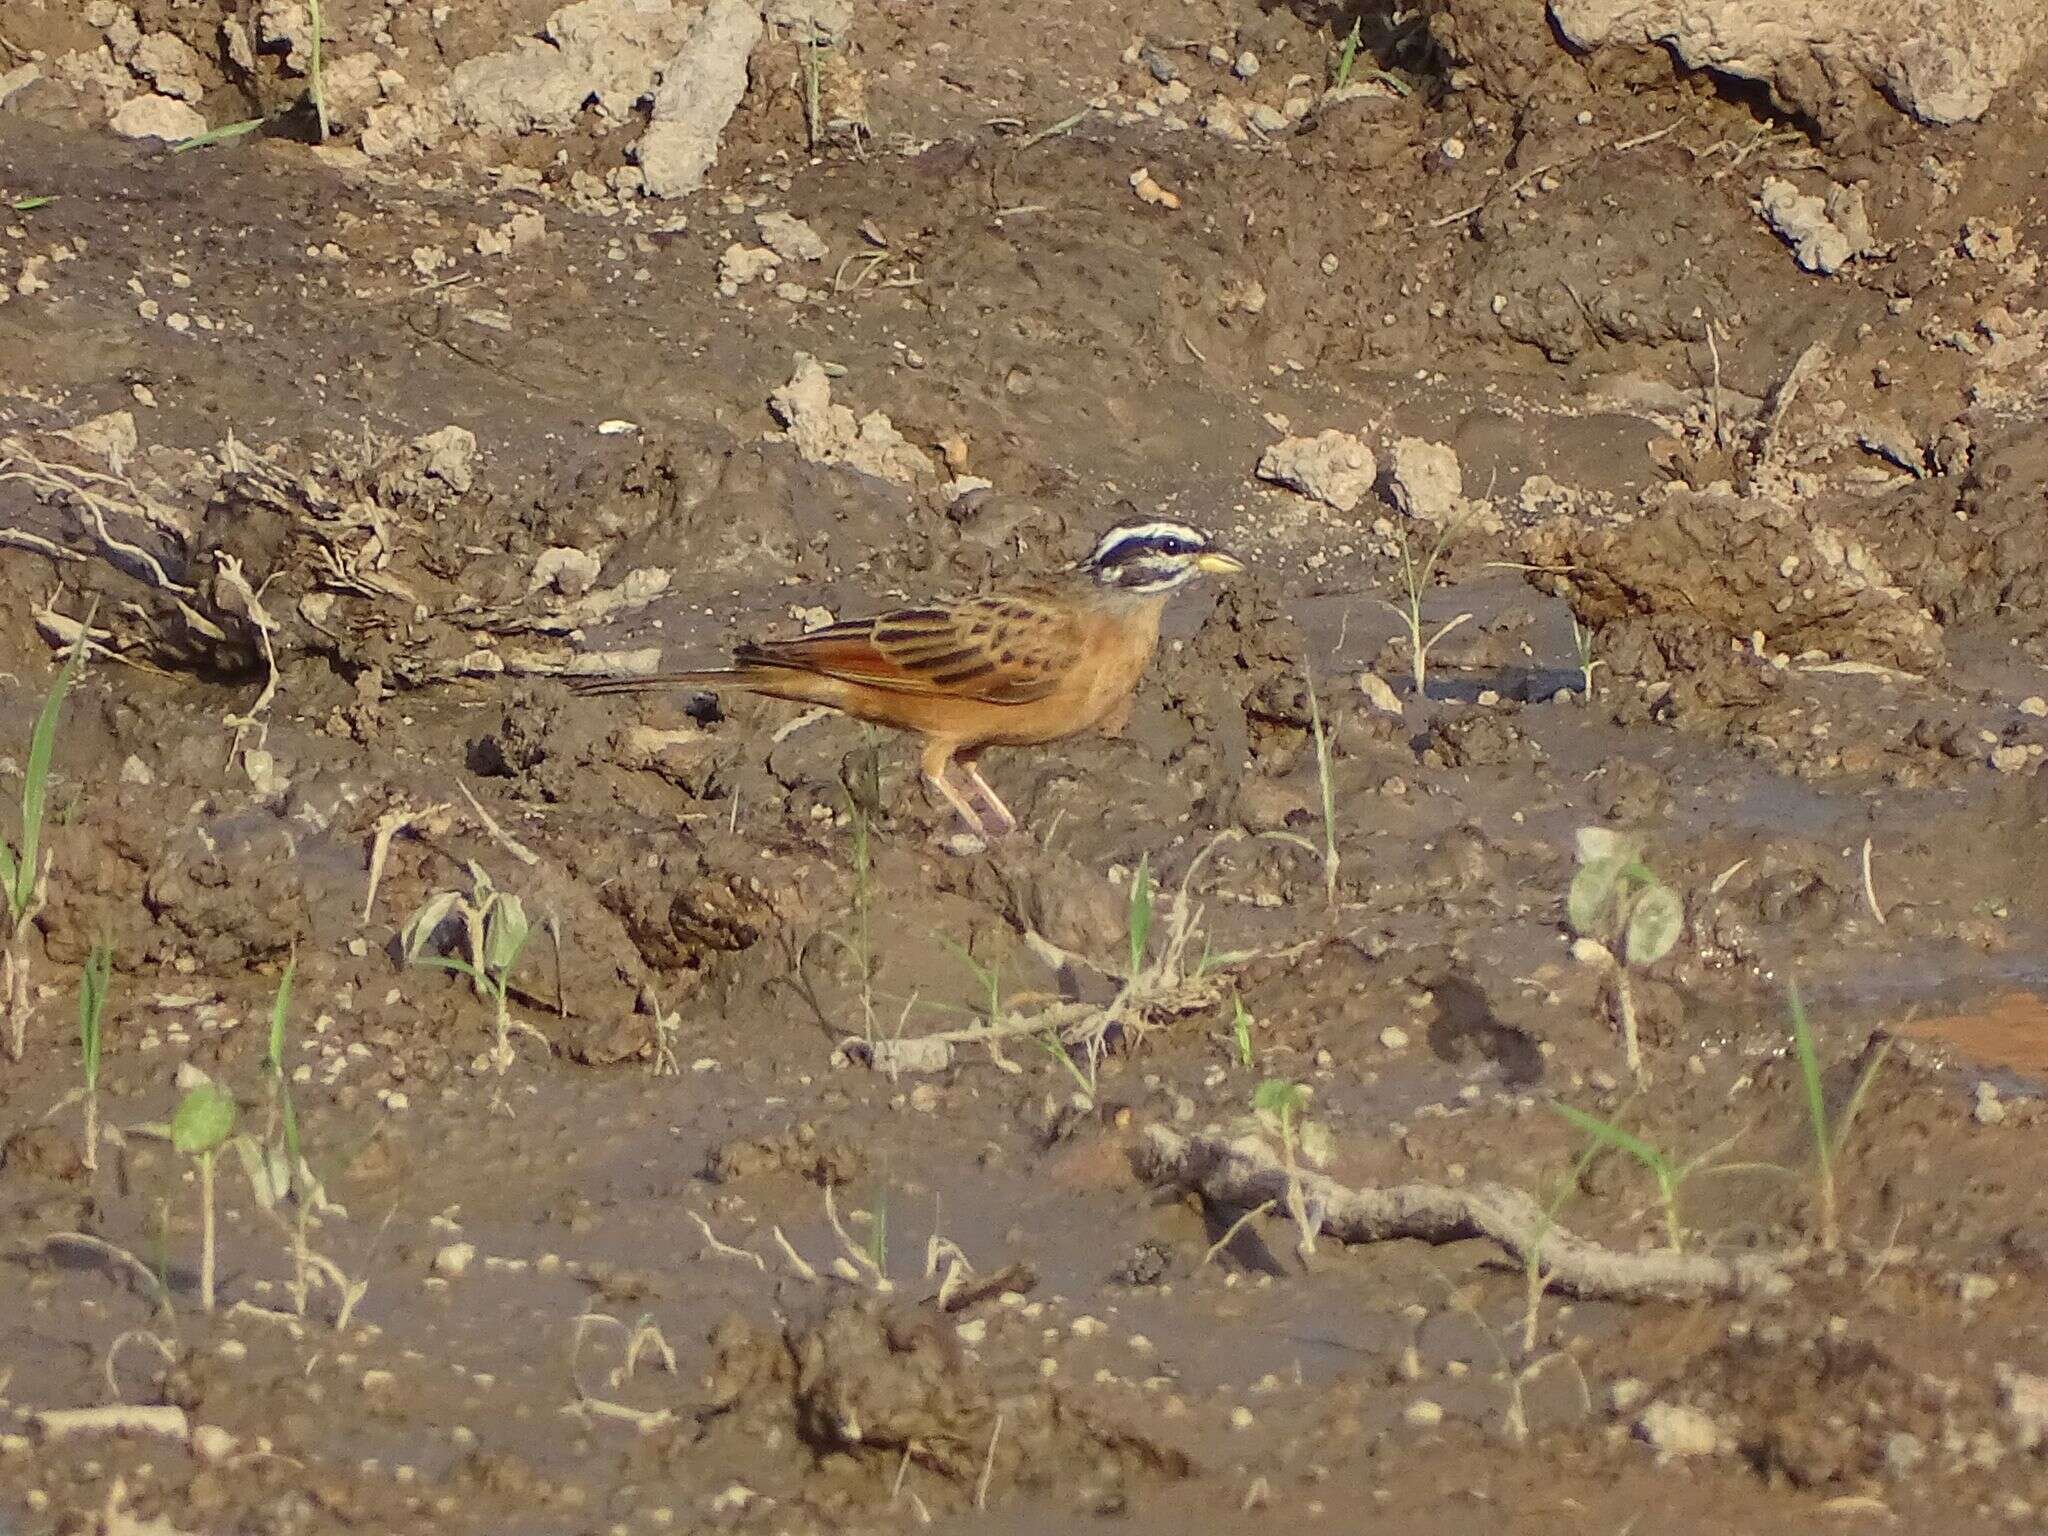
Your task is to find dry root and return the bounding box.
[1138,1125,1802,1303]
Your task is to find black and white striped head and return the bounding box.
[1079,520,1245,594]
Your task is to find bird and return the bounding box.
[573,519,1245,840]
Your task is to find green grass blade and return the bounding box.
[9,195,55,212]
[1127,853,1153,976]
[13,630,87,915]
[1787,981,1829,1171]
[170,118,264,154]
[267,952,297,1079]
[1552,1102,1668,1177]
[78,940,111,1084]
[1833,1038,1890,1159]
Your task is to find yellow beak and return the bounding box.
[1194,550,1246,575]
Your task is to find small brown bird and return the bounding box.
[574,520,1245,839]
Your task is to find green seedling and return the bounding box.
[9,195,55,212]
[172,1082,237,1311]
[1296,666,1342,909]
[1261,667,1343,909]
[170,118,264,153]
[1568,615,1602,702]
[1382,521,1471,700]
[404,864,548,1080]
[76,941,112,1173]
[1330,18,1363,90]
[1517,1131,1605,1353]
[1250,1078,1332,1264]
[1566,828,1683,1080]
[1126,852,1154,979]
[1550,1102,1743,1253]
[1228,993,1255,1069]
[1788,982,1889,1253]
[4,623,88,1061]
[232,962,368,1330]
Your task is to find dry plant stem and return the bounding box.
[1139,1127,1801,1302]
[198,1153,218,1311]
[4,900,37,1060]
[1615,968,1643,1080]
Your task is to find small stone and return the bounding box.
[1884,1431,1926,1476]
[1233,50,1259,79]
[1379,1025,1410,1051]
[109,93,207,142]
[2020,696,2047,718]
[433,1242,477,1278]
[1403,1399,1444,1428]
[1609,1378,1646,1414]
[191,1424,236,1463]
[1958,1272,1999,1304]
[1992,744,2031,774]
[1636,1401,1721,1456]
[756,210,828,262]
[1976,1082,2007,1126]
[1229,1405,1255,1430]
[1386,437,1463,521]
[1248,103,1287,133]
[1999,1365,2048,1449]
[1256,429,1376,512]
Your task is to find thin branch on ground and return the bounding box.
[1138,1126,1802,1302]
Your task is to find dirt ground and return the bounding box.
[4,0,2048,1531]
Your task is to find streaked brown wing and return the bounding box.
[739,591,1080,704]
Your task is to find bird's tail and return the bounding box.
[568,668,766,698]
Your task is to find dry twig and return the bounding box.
[1139,1126,1801,1302]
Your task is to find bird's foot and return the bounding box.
[956,762,1018,839]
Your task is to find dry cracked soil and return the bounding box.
[4,0,2048,1532]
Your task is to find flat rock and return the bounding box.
[108,92,206,141]
[1257,429,1377,512]
[1548,0,2047,129]
[636,0,761,198]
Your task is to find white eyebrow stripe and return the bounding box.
[1088,521,1208,564]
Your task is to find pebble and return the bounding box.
[1249,103,1288,133]
[2021,696,2047,718]
[433,1242,477,1278]
[1636,1401,1720,1456]
[1975,1082,2007,1126]
[1233,50,1259,78]
[1379,1025,1410,1051]
[191,1425,236,1462]
[1403,1399,1444,1428]
[1230,1405,1255,1430]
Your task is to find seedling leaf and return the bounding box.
[1567,856,1626,935]
[1126,853,1153,977]
[485,893,530,974]
[170,118,264,153]
[1574,827,1635,866]
[402,891,463,961]
[1254,1077,1308,1121]
[1624,883,1683,967]
[1553,1102,1666,1176]
[11,632,86,915]
[172,1084,237,1156]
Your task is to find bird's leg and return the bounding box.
[920,741,992,839]
[954,753,1017,839]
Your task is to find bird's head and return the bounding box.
[1079,519,1245,594]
